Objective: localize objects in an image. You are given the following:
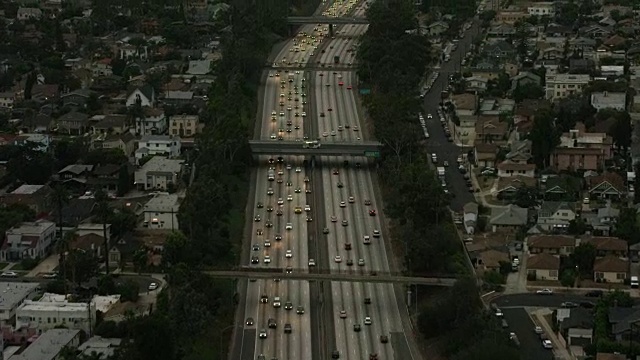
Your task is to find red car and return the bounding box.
[369,210,377,216]
[338,81,344,86]
[347,85,352,90]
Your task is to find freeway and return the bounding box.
[287,16,369,25]
[232,1,368,360]
[249,140,382,156]
[267,64,357,72]
[422,18,483,211]
[206,270,457,286]
[312,5,420,360]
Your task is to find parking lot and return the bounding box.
[502,308,555,360]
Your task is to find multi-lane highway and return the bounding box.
[232,1,420,359]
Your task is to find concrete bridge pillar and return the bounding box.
[329,24,334,37]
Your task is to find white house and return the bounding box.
[134,156,184,191]
[143,194,181,230]
[496,160,536,178]
[0,282,40,324]
[527,2,555,16]
[135,107,166,136]
[536,201,576,232]
[10,329,82,360]
[590,91,626,111]
[135,135,181,163]
[16,299,96,333]
[1,220,55,261]
[545,74,591,100]
[125,84,155,107]
[463,202,478,234]
[16,7,42,21]
[0,92,16,109]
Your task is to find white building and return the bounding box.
[143,194,181,230]
[527,2,555,16]
[0,283,40,324]
[545,74,591,100]
[135,107,166,136]
[2,220,55,261]
[0,92,15,109]
[135,135,181,163]
[134,156,184,191]
[16,8,42,21]
[9,329,81,360]
[125,84,155,108]
[16,299,96,333]
[590,91,626,111]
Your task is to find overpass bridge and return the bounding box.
[249,140,382,157]
[287,16,369,25]
[266,64,357,72]
[205,269,457,286]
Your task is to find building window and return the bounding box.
[617,273,626,280]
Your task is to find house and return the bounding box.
[511,72,542,91]
[92,58,113,77]
[1,219,56,261]
[494,7,527,24]
[465,76,489,92]
[528,235,575,255]
[569,58,595,74]
[609,307,640,341]
[134,156,184,191]
[474,143,498,168]
[135,107,166,135]
[0,92,16,110]
[580,24,613,40]
[537,201,576,232]
[495,176,537,200]
[427,21,449,37]
[9,329,82,360]
[31,84,59,103]
[57,111,90,135]
[559,307,594,349]
[583,202,620,236]
[462,202,478,234]
[21,113,53,133]
[91,114,128,135]
[505,140,532,163]
[79,336,122,359]
[186,60,212,75]
[16,7,42,21]
[527,2,555,16]
[0,184,53,214]
[496,160,535,178]
[126,84,155,107]
[143,194,180,230]
[588,172,625,200]
[545,74,591,101]
[593,256,628,283]
[76,223,112,243]
[135,135,181,163]
[590,91,626,111]
[14,133,51,152]
[101,133,136,157]
[58,164,94,181]
[0,282,39,324]
[483,41,516,60]
[163,91,194,105]
[17,297,95,333]
[552,123,613,171]
[70,233,106,258]
[579,236,628,258]
[487,23,516,37]
[169,114,201,137]
[476,249,509,272]
[489,205,528,232]
[50,198,96,227]
[543,175,582,201]
[87,164,133,192]
[61,89,93,107]
[527,253,560,281]
[475,117,509,145]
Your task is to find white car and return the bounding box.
[305,205,311,211]
[286,250,293,258]
[427,114,433,119]
[287,195,293,201]
[364,316,372,325]
[334,255,342,263]
[542,339,553,349]
[348,196,355,203]
[285,223,293,230]
[302,112,307,117]
[363,235,371,244]
[1,271,17,278]
[278,198,284,205]
[309,258,316,266]
[372,230,380,238]
[536,289,553,295]
[264,256,271,264]
[340,201,346,207]
[264,240,271,247]
[273,297,281,307]
[296,167,302,173]
[270,134,277,139]
[148,282,158,291]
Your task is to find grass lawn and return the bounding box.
[10,262,27,270]
[0,262,9,270]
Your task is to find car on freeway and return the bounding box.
[256,229,263,235]
[284,301,293,310]
[339,310,347,318]
[257,202,263,208]
[308,259,316,266]
[285,250,293,258]
[342,220,349,226]
[353,324,361,332]
[536,289,553,295]
[251,256,259,264]
[340,201,346,207]
[334,255,343,263]
[254,215,261,222]
[285,223,293,230]
[259,329,267,339]
[260,295,268,303]
[273,297,281,308]
[358,258,365,266]
[364,199,371,205]
[246,317,254,326]
[337,182,344,188]
[331,215,338,222]
[264,239,271,247]
[347,259,354,266]
[380,335,388,343]
[369,209,377,216]
[364,316,372,325]
[323,228,330,234]
[252,244,260,251]
[297,306,305,314]
[363,235,371,244]
[264,256,271,264]
[348,196,355,203]
[344,243,352,250]
[284,323,292,334]
[275,234,282,241]
[373,229,380,237]
[265,221,273,228]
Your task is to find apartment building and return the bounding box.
[551,122,613,171]
[545,74,591,101]
[169,114,201,137]
[527,2,555,16]
[135,135,181,163]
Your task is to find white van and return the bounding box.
[631,276,639,288]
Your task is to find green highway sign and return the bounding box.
[364,151,380,158]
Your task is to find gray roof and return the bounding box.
[138,156,184,174]
[0,282,39,312]
[144,194,180,213]
[140,134,178,143]
[490,205,528,226]
[57,111,89,123]
[165,91,194,100]
[58,164,94,175]
[539,201,575,218]
[598,204,620,219]
[12,329,81,360]
[79,336,122,359]
[463,202,478,215]
[610,307,640,334]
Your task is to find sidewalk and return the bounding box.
[531,308,572,360]
[26,254,59,277]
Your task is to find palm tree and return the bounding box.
[52,184,69,243]
[93,189,112,273]
[56,230,75,295]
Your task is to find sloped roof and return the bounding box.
[490,205,528,226]
[527,253,560,270]
[528,235,575,249]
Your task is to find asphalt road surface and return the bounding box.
[422,18,483,211]
[502,308,555,360]
[492,293,600,308]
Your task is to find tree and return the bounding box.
[615,208,640,244]
[117,165,131,197]
[570,243,596,277]
[85,92,102,113]
[63,249,99,285]
[513,83,544,103]
[117,280,139,302]
[93,189,113,272]
[513,186,538,208]
[610,111,632,152]
[528,108,559,168]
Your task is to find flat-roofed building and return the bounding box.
[0,282,40,324]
